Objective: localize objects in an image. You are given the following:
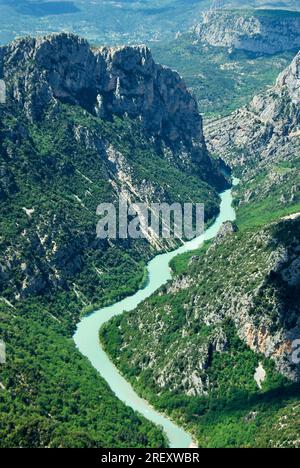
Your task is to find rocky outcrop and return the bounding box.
[0,33,229,189]
[193,9,300,55]
[205,50,300,173]
[0,34,203,151]
[214,220,238,245]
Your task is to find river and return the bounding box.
[73,181,237,448]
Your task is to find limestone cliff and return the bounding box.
[0,33,228,185]
[193,9,300,55]
[0,33,226,303]
[205,50,300,173]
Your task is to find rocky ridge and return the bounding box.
[193,9,300,55]
[205,50,300,175]
[0,32,224,178]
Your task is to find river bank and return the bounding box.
[73,182,237,448]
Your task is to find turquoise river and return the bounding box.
[74,181,237,448]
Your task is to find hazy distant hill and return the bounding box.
[0,0,211,45]
[215,1,300,9]
[193,8,300,54]
[1,1,300,46]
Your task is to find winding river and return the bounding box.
[73,182,237,448]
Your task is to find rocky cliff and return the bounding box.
[205,50,300,174]
[1,33,230,188]
[193,9,300,55]
[0,33,214,170]
[0,33,226,304]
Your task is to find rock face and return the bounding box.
[214,220,238,245]
[193,9,300,55]
[104,216,300,397]
[0,33,229,189]
[205,50,300,173]
[0,33,227,303]
[0,33,207,160]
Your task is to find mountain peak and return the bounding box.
[0,33,204,150]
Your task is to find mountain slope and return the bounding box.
[0,33,225,448]
[205,50,300,228]
[151,34,294,118]
[0,33,226,306]
[101,52,300,448]
[205,50,300,174]
[102,216,300,448]
[193,9,300,55]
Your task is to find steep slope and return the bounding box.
[0,33,226,306]
[205,50,300,174]
[103,217,300,390]
[102,217,300,448]
[102,183,300,447]
[151,34,294,118]
[0,33,226,448]
[101,51,300,448]
[193,9,300,55]
[2,33,208,168]
[205,49,300,229]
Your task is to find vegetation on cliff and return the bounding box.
[101,50,300,448]
[0,34,224,447]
